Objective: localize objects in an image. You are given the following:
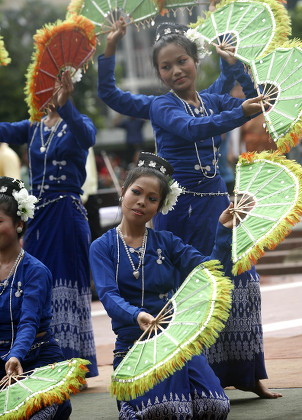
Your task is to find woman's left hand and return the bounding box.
[53,70,74,108]
[137,311,155,331]
[5,357,23,377]
[219,203,234,229]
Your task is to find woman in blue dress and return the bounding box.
[0,71,98,377]
[97,20,282,397]
[0,176,72,419]
[90,152,235,419]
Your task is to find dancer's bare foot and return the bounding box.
[236,380,283,399]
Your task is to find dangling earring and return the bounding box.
[119,196,123,203]
[16,227,23,234]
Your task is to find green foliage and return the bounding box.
[0,0,104,128]
[290,4,302,40]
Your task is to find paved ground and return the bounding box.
[70,273,302,419]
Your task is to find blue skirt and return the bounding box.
[115,354,229,420]
[154,174,267,387]
[23,192,98,377]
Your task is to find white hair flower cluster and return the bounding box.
[160,180,183,215]
[64,66,83,84]
[185,28,211,60]
[12,188,38,222]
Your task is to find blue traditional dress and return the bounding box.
[0,252,71,419]
[90,224,232,419]
[97,55,267,387]
[0,100,98,377]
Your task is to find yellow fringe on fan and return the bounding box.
[24,14,96,123]
[110,260,234,401]
[66,0,85,18]
[233,151,302,275]
[2,359,90,420]
[192,0,291,57]
[0,36,11,66]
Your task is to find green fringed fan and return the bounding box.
[193,0,290,65]
[250,42,302,153]
[0,358,90,419]
[67,0,160,34]
[232,151,302,275]
[111,260,233,401]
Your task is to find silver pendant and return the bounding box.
[15,290,22,297]
[133,270,140,279]
[157,259,162,265]
[40,146,46,153]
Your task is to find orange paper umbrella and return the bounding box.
[25,14,96,122]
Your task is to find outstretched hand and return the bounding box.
[242,95,265,117]
[104,17,126,58]
[216,44,237,66]
[52,70,74,108]
[137,311,155,332]
[219,203,234,229]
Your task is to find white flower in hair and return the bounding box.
[160,180,183,215]
[0,186,7,193]
[12,188,38,222]
[64,66,83,84]
[185,28,211,60]
[164,28,171,35]
[160,166,166,174]
[149,161,157,168]
[138,160,144,167]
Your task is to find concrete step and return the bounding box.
[257,248,302,265]
[256,261,302,276]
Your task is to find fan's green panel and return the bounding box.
[113,266,215,381]
[0,386,30,413]
[253,47,302,140]
[196,1,275,64]
[79,0,158,28]
[233,160,297,260]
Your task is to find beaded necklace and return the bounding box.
[0,249,24,297]
[39,117,62,153]
[170,89,218,179]
[28,117,63,200]
[116,226,148,279]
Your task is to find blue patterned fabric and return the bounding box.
[118,355,229,420]
[0,100,98,377]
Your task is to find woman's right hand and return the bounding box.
[104,17,127,57]
[5,357,23,377]
[242,95,264,117]
[137,311,155,331]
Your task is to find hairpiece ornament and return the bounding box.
[136,152,183,214]
[137,152,174,177]
[184,28,211,60]
[155,22,187,42]
[160,179,183,215]
[12,188,38,222]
